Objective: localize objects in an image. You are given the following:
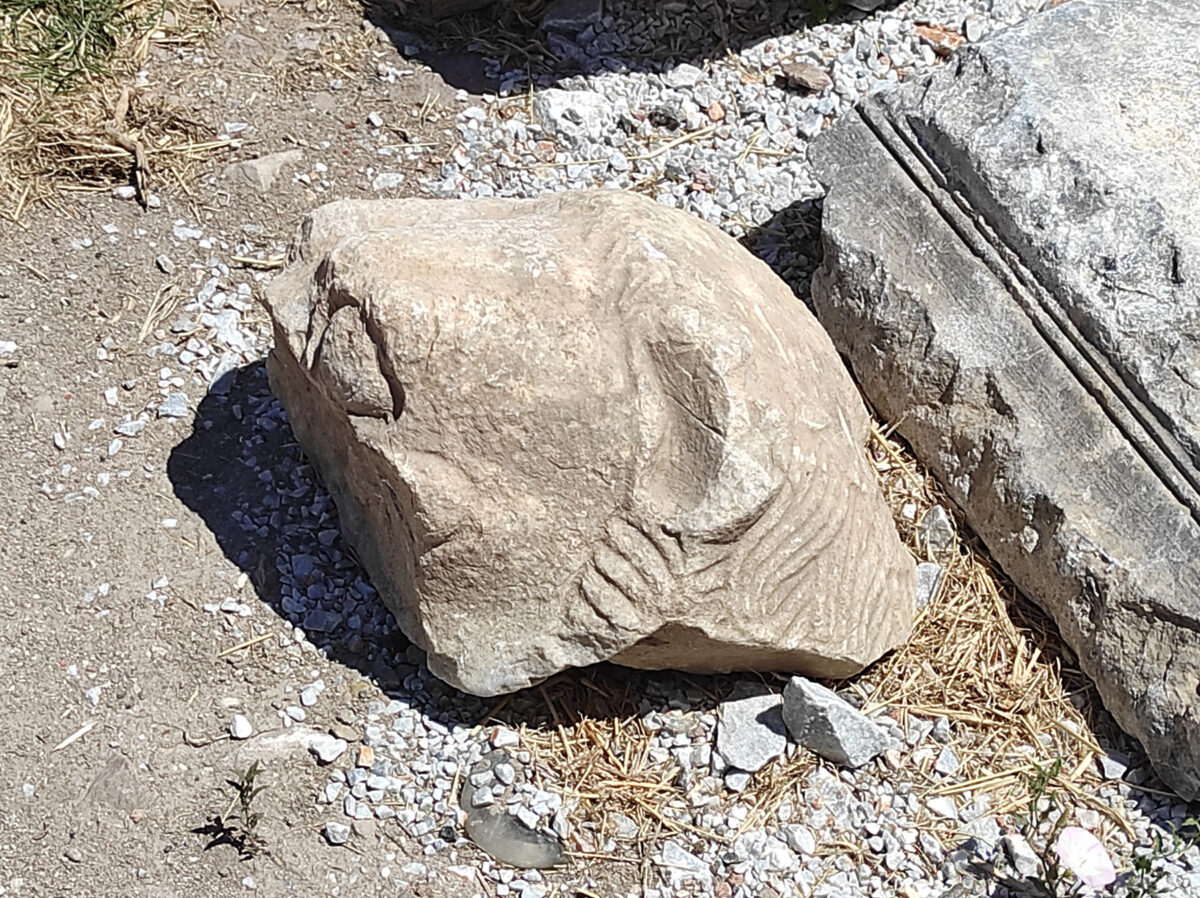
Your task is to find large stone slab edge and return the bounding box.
[809,0,1200,798]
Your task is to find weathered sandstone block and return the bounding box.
[810,0,1200,797]
[265,190,913,695]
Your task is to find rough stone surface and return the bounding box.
[264,190,914,695]
[810,0,1200,799]
[781,676,892,768]
[715,690,787,773]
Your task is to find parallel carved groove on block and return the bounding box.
[810,0,1200,797]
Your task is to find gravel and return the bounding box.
[934,744,961,776]
[927,795,959,820]
[310,735,348,764]
[915,561,944,609]
[371,172,405,191]
[658,840,712,891]
[715,691,787,773]
[781,823,816,856]
[932,715,953,743]
[410,0,1048,310]
[540,0,602,33]
[917,505,956,550]
[158,393,190,418]
[1099,750,1131,781]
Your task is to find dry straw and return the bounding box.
[0,0,217,218]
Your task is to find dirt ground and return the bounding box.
[0,0,501,893]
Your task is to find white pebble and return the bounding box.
[230,714,253,740]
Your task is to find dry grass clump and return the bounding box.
[862,421,1130,836]
[481,418,1132,874]
[0,0,216,216]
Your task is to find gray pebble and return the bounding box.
[1098,749,1130,780]
[934,745,960,776]
[917,505,955,550]
[931,716,952,743]
[715,690,787,774]
[781,824,816,855]
[1001,833,1039,877]
[915,562,944,609]
[724,769,752,792]
[926,795,958,819]
[782,676,891,768]
[371,172,404,191]
[229,714,253,740]
[471,786,495,808]
[158,393,189,418]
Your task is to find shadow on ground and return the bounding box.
[742,196,824,301]
[166,360,749,734]
[367,0,896,93]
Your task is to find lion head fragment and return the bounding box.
[264,191,914,696]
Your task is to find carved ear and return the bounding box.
[312,303,402,420]
[641,317,787,545]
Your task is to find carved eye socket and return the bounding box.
[644,333,786,545]
[313,303,404,420]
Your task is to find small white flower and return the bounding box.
[1055,826,1116,888]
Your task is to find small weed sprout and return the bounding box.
[1015,758,1078,897]
[1019,758,1066,842]
[1014,758,1069,891]
[217,760,268,857]
[1126,817,1200,898]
